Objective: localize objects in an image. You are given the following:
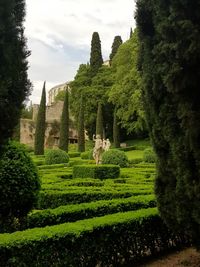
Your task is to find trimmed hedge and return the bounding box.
[0,208,189,267]
[26,195,156,228]
[45,149,69,165]
[143,148,156,163]
[38,188,153,209]
[102,150,129,167]
[81,150,93,160]
[68,152,81,158]
[73,164,120,179]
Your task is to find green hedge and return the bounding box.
[116,145,136,151]
[0,208,189,267]
[80,150,93,159]
[73,164,120,179]
[38,163,67,170]
[38,188,153,209]
[26,195,156,228]
[68,152,81,158]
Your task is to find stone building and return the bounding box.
[20,84,78,149]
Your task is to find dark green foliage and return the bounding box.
[73,165,120,179]
[0,0,31,151]
[102,150,129,168]
[96,102,104,138]
[0,141,40,232]
[143,148,156,163]
[113,108,120,148]
[68,152,81,158]
[109,35,123,64]
[130,27,133,38]
[34,82,46,155]
[45,149,69,165]
[90,32,103,77]
[81,150,94,160]
[0,208,189,266]
[78,96,85,152]
[59,90,69,152]
[26,195,156,229]
[136,0,200,243]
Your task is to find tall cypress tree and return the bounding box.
[96,102,104,139]
[0,0,31,151]
[130,28,133,38]
[109,36,123,64]
[113,108,120,148]
[78,96,85,152]
[59,89,69,152]
[136,0,200,244]
[90,32,103,77]
[34,82,46,155]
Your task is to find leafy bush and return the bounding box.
[81,150,94,160]
[102,149,128,167]
[73,164,120,179]
[0,141,41,231]
[68,152,81,158]
[143,148,156,163]
[0,208,189,266]
[45,149,69,165]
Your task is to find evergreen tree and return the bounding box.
[96,102,104,139]
[136,0,200,244]
[34,82,46,155]
[90,32,103,77]
[113,108,120,148]
[59,89,69,152]
[109,36,123,64]
[130,27,133,38]
[0,0,31,151]
[78,96,85,152]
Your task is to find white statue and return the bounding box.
[93,134,104,165]
[105,138,111,151]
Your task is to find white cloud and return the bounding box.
[25,0,136,103]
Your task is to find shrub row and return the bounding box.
[68,152,81,158]
[38,163,68,170]
[0,208,189,267]
[80,150,94,159]
[73,164,120,179]
[38,188,153,209]
[26,195,156,228]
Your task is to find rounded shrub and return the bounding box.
[0,141,41,227]
[143,148,156,163]
[81,150,94,160]
[102,149,128,168]
[45,149,69,165]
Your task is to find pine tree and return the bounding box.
[0,0,31,151]
[34,82,46,155]
[96,102,104,139]
[90,32,103,77]
[78,96,85,152]
[109,36,123,64]
[136,0,200,244]
[59,89,69,152]
[113,108,120,148]
[130,28,133,38]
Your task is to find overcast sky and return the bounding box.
[25,0,136,104]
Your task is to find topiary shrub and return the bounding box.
[0,141,41,232]
[45,149,69,165]
[102,150,128,168]
[81,150,94,160]
[143,148,156,163]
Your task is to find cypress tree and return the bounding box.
[90,32,103,77]
[113,108,120,148]
[59,89,69,152]
[34,82,46,155]
[78,96,85,152]
[136,0,200,244]
[0,0,31,151]
[130,27,133,38]
[109,36,123,64]
[96,102,104,139]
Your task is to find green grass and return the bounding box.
[125,149,144,160]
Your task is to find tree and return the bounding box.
[109,30,147,136]
[59,89,69,152]
[113,108,120,148]
[96,102,104,139]
[34,82,46,155]
[78,96,85,152]
[136,0,200,244]
[130,28,133,38]
[0,0,31,151]
[109,36,123,64]
[90,32,103,77]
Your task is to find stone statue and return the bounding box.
[105,138,111,151]
[93,134,104,165]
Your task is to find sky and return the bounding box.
[25,0,136,104]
